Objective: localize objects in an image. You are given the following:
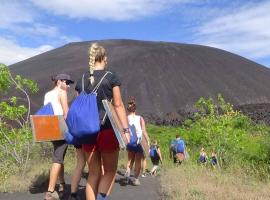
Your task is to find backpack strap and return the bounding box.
[81,71,112,93]
[81,73,86,92]
[92,71,112,94]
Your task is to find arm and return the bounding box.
[59,90,69,119]
[157,148,163,163]
[112,86,130,142]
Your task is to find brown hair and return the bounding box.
[88,42,106,85]
[127,96,136,113]
[51,75,58,86]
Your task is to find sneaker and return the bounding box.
[124,169,130,178]
[44,191,59,200]
[132,178,141,186]
[141,173,147,177]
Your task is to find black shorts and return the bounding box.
[74,144,82,149]
[151,157,160,165]
[52,140,68,164]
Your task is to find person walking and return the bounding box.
[43,73,74,200]
[124,97,150,185]
[75,43,130,200]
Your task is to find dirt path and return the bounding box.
[0,170,162,200]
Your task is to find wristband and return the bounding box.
[123,128,129,134]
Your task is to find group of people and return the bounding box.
[168,135,218,168]
[198,147,218,168]
[42,42,160,200]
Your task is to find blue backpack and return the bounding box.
[35,103,54,115]
[149,145,158,158]
[65,72,110,144]
[175,139,185,153]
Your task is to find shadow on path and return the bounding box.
[0,170,161,200]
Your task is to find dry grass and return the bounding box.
[0,148,128,192]
[160,162,270,200]
[0,146,77,192]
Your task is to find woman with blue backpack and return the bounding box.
[43,73,74,200]
[124,97,150,186]
[74,43,130,200]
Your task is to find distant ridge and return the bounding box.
[8,39,270,123]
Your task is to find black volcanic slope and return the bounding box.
[8,39,270,123]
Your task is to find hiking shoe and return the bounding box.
[132,178,141,186]
[44,191,59,200]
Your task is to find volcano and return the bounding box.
[8,39,270,124]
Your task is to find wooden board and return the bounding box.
[30,115,68,142]
[141,133,150,157]
[102,99,128,149]
[176,153,185,162]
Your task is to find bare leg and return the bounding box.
[85,151,102,200]
[141,157,147,174]
[71,148,86,193]
[48,163,62,192]
[134,153,143,179]
[125,151,135,177]
[98,150,119,196]
[59,164,65,183]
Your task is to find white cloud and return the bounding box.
[0,37,54,65]
[196,1,270,60]
[0,1,34,27]
[30,0,185,21]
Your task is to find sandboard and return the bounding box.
[176,153,185,162]
[102,99,128,149]
[140,133,150,157]
[30,115,68,142]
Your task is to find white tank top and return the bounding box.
[128,114,143,141]
[44,89,63,115]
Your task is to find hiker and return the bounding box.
[44,73,74,200]
[124,97,150,185]
[75,42,130,200]
[198,147,208,165]
[211,151,218,168]
[149,140,162,176]
[169,137,177,163]
[174,135,186,164]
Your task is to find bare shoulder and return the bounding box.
[58,89,67,97]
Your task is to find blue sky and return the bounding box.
[1,0,270,67]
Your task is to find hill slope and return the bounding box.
[8,39,270,121]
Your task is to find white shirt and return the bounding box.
[128,114,143,142]
[44,89,63,115]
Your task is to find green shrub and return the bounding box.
[0,63,38,179]
[147,94,270,176]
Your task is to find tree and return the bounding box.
[0,63,38,175]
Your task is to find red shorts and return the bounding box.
[82,128,119,153]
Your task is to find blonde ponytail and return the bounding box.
[88,43,107,85]
[88,43,98,85]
